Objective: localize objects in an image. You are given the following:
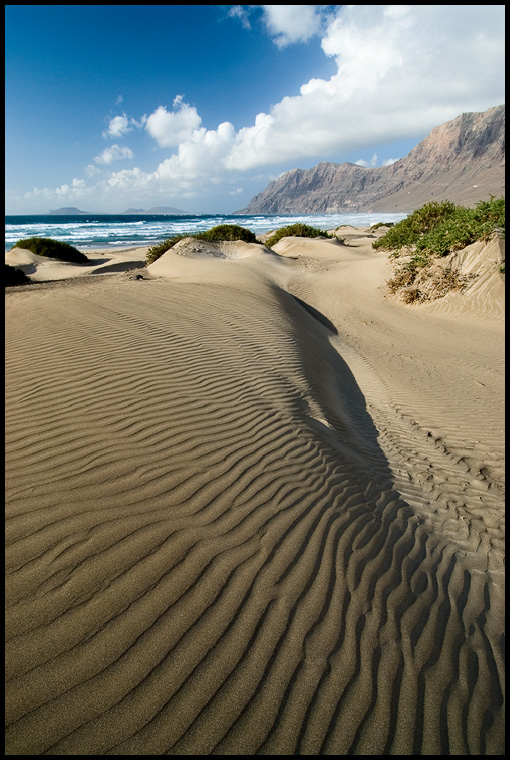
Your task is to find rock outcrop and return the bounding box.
[237,105,505,214]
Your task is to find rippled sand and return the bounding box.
[5,231,504,754]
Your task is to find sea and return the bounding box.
[5,212,408,252]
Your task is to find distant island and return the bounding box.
[121,206,191,215]
[48,206,191,216]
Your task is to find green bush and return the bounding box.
[371,222,394,231]
[373,197,505,258]
[380,197,505,303]
[146,235,187,265]
[5,263,30,286]
[146,224,258,265]
[14,236,88,263]
[264,223,333,249]
[199,224,258,243]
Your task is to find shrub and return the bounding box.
[146,235,187,265]
[13,236,88,263]
[386,259,475,304]
[373,200,459,253]
[198,224,258,243]
[264,223,333,249]
[146,224,258,265]
[373,197,505,259]
[371,222,394,231]
[5,263,30,286]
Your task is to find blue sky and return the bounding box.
[5,5,505,215]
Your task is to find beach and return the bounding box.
[5,229,505,754]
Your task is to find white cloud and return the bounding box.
[227,5,251,30]
[355,153,399,168]
[223,5,505,170]
[260,5,323,47]
[104,166,150,190]
[153,121,236,183]
[19,6,504,213]
[94,144,134,165]
[355,153,378,168]
[85,164,101,177]
[145,97,202,148]
[25,178,92,202]
[381,157,398,167]
[102,113,132,139]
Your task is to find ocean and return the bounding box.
[5,211,408,251]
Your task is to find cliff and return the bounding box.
[237,105,505,214]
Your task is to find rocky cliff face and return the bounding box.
[237,105,505,214]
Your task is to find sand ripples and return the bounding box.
[5,270,504,754]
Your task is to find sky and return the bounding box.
[5,4,505,215]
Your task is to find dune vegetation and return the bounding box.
[263,223,334,249]
[146,223,335,265]
[13,236,88,264]
[5,263,30,286]
[373,197,505,302]
[146,224,258,265]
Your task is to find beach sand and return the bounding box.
[5,230,504,754]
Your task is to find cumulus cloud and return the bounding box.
[145,96,202,148]
[260,5,323,47]
[94,144,134,165]
[85,164,101,177]
[102,114,132,139]
[354,153,398,168]
[355,153,379,169]
[24,178,92,202]
[223,5,505,170]
[153,121,236,183]
[227,5,251,30]
[104,166,150,190]
[23,6,504,211]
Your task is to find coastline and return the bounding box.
[5,230,505,754]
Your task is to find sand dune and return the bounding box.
[5,232,504,754]
[5,245,148,280]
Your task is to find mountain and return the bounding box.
[48,207,92,215]
[237,105,505,214]
[121,206,190,215]
[48,206,190,216]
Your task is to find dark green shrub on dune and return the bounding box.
[13,236,88,263]
[5,263,30,286]
[146,224,258,265]
[264,223,333,249]
[371,222,394,231]
[376,197,505,303]
[199,224,258,243]
[146,236,188,265]
[373,197,505,258]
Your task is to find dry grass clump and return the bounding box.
[387,257,476,303]
[380,197,503,304]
